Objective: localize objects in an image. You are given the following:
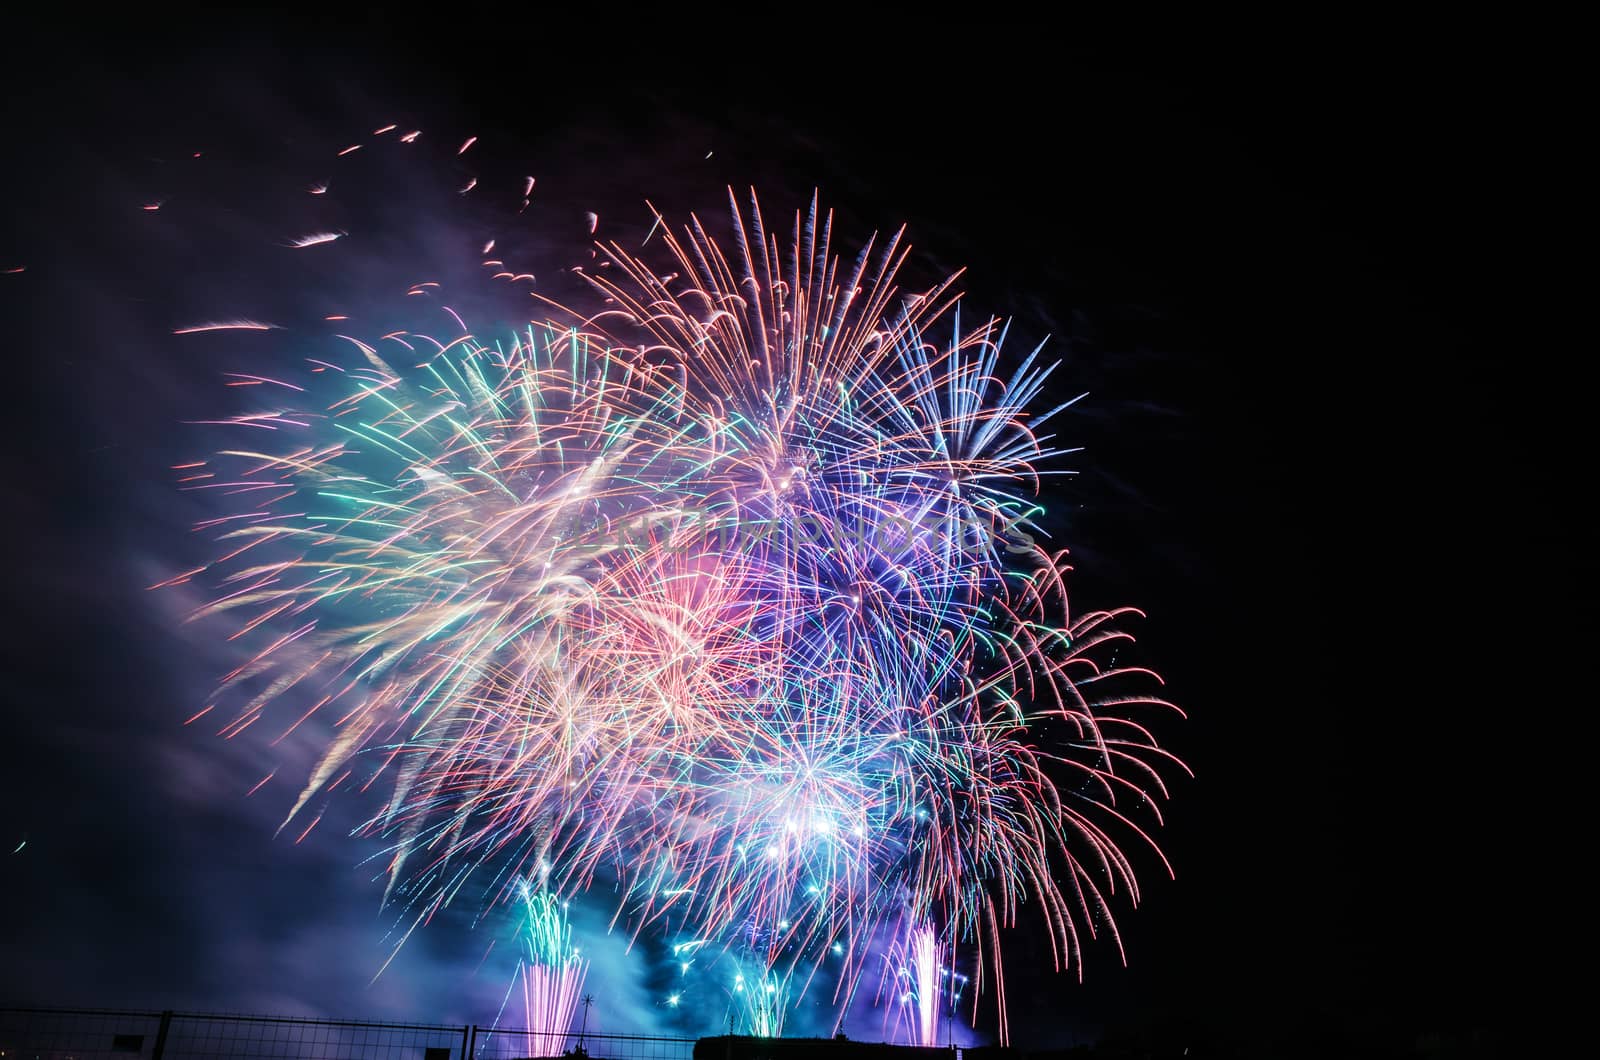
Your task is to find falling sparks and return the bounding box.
[293,810,324,844]
[221,372,304,391]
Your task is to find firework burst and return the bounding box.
[175,188,1186,1042]
[515,882,587,1044]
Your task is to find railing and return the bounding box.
[0,1008,697,1060]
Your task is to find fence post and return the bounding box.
[150,1010,173,1060]
[465,1023,477,1060]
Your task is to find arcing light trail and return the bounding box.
[169,173,1186,1044]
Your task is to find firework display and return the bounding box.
[910,925,942,1048]
[167,155,1186,1043]
[515,881,588,1046]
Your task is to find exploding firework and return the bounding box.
[172,185,1187,1042]
[731,964,789,1039]
[910,925,942,1048]
[515,881,588,1044]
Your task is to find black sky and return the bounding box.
[0,14,1576,1057]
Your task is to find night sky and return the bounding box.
[1,16,1571,1057]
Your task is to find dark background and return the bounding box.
[1,13,1576,1056]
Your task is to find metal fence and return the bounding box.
[0,1008,696,1060]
